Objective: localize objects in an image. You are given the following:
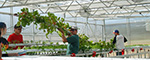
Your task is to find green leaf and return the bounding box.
[61,18,65,22]
[18,47,21,50]
[57,31,62,37]
[57,17,60,20]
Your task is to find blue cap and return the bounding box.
[113,30,119,33]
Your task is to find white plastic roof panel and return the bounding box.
[0,0,150,20]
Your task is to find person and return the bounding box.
[112,30,125,56]
[0,22,18,58]
[58,26,79,55]
[8,24,24,50]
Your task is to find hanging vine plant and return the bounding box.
[16,8,70,38]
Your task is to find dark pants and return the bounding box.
[116,52,122,56]
[2,54,8,57]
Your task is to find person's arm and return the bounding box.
[58,28,67,42]
[61,33,67,42]
[113,35,117,45]
[124,37,127,43]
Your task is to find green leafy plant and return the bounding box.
[92,40,115,51]
[79,34,93,53]
[79,34,115,53]
[17,8,70,38]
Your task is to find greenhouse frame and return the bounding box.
[0,0,150,60]
[0,0,150,44]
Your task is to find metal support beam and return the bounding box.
[10,7,13,33]
[94,20,98,41]
[75,17,77,26]
[102,19,106,41]
[35,5,44,13]
[126,18,131,45]
[24,0,28,4]
[32,23,35,41]
[0,0,73,8]
[26,1,150,13]
[55,3,64,11]
[86,17,88,36]
[129,5,137,16]
[1,0,7,7]
[32,9,35,41]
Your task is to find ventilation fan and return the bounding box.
[79,6,91,17]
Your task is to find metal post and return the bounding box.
[32,9,35,41]
[10,7,13,33]
[126,18,131,45]
[75,17,77,26]
[126,49,129,58]
[102,25,103,41]
[113,51,115,57]
[137,49,140,58]
[32,24,35,41]
[102,20,106,41]
[148,49,150,58]
[140,49,142,58]
[86,17,88,36]
[108,53,110,57]
[64,12,66,19]
[144,49,146,58]
[94,20,98,42]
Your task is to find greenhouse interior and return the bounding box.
[0,0,150,60]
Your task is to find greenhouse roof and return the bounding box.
[0,0,150,20]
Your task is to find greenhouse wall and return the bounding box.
[0,7,150,45]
